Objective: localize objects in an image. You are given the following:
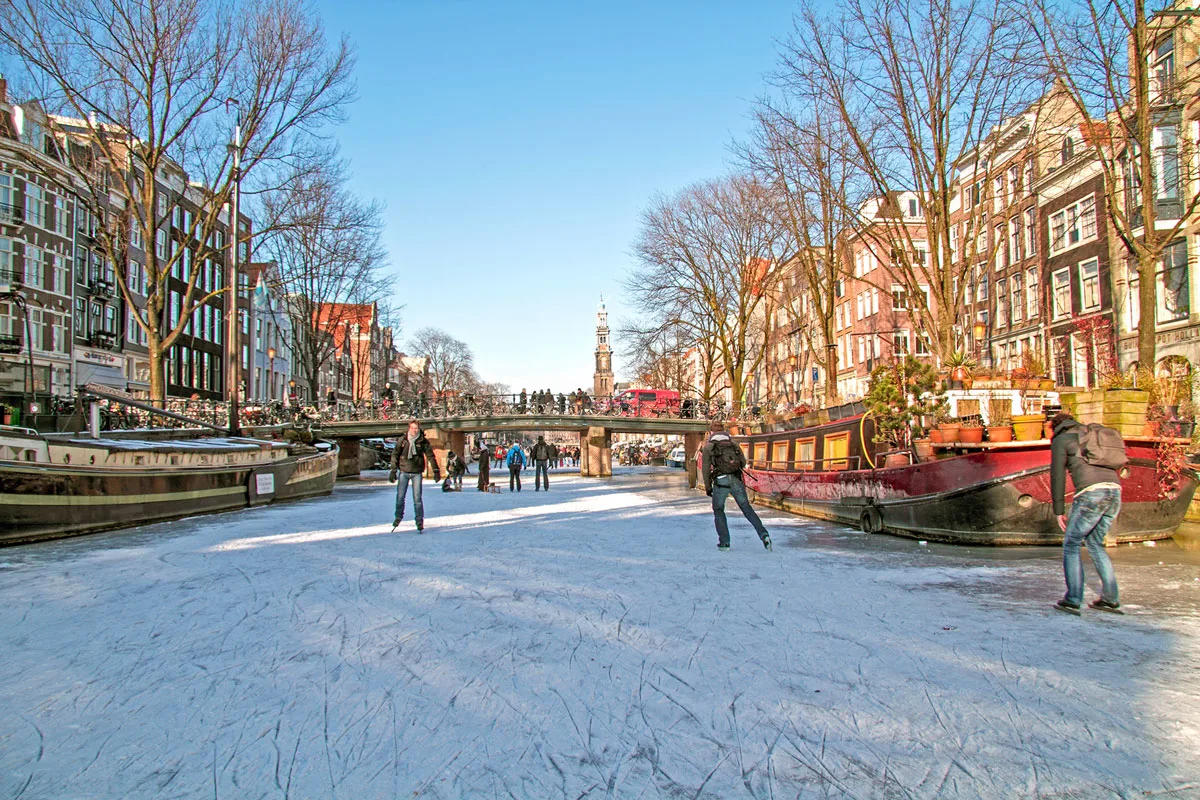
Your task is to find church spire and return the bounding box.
[593,297,613,397]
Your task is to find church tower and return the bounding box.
[593,297,613,397]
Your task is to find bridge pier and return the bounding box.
[336,437,361,478]
[580,426,611,478]
[684,432,703,489]
[424,429,465,480]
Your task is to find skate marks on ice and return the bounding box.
[0,469,1198,797]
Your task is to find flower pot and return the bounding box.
[1,412,10,426]
[959,425,985,444]
[913,439,935,461]
[986,425,1013,443]
[1012,414,1045,441]
[928,427,944,443]
[937,423,961,443]
[951,366,969,382]
[883,451,911,468]
[1161,419,1194,439]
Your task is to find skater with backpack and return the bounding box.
[1049,412,1123,615]
[532,435,554,491]
[701,421,771,552]
[506,441,526,492]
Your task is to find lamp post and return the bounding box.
[267,346,276,401]
[972,318,987,366]
[224,99,243,434]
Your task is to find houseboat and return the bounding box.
[737,409,1197,545]
[0,425,338,544]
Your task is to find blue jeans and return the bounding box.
[535,459,549,489]
[1062,486,1120,605]
[712,473,768,547]
[395,472,424,525]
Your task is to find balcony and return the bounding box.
[0,269,19,293]
[0,333,22,354]
[0,202,23,226]
[88,330,117,350]
[89,279,114,298]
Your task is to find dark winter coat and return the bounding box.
[700,432,741,491]
[1050,421,1122,515]
[532,440,554,461]
[390,432,440,479]
[447,452,467,477]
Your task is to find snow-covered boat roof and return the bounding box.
[48,437,288,454]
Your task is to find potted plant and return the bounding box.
[1,404,10,426]
[958,414,985,444]
[985,396,1013,442]
[946,350,976,390]
[864,356,939,466]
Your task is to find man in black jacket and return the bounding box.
[388,420,441,533]
[1049,413,1122,614]
[701,422,771,552]
[532,435,554,491]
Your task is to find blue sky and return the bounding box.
[316,0,800,391]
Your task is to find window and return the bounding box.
[0,174,11,212]
[893,329,910,354]
[1026,268,1038,318]
[1009,218,1021,264]
[1024,160,1034,195]
[130,220,143,250]
[796,438,816,470]
[1025,207,1036,256]
[997,278,1008,326]
[74,297,86,335]
[1153,125,1179,202]
[871,288,879,315]
[1151,37,1175,103]
[1061,136,1075,164]
[915,332,931,355]
[104,305,116,334]
[978,277,988,300]
[892,285,909,310]
[24,245,43,290]
[1011,274,1023,323]
[1156,239,1189,324]
[155,229,167,260]
[24,184,46,228]
[823,432,850,471]
[53,195,69,236]
[50,253,67,295]
[1050,195,1097,253]
[993,177,1004,213]
[1052,268,1071,319]
[995,225,1007,269]
[1079,259,1101,312]
[1008,166,1020,201]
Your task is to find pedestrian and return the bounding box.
[701,421,771,552]
[532,435,553,491]
[476,442,491,492]
[446,450,466,491]
[388,420,441,533]
[506,441,525,491]
[494,444,505,470]
[519,389,527,414]
[1049,412,1124,615]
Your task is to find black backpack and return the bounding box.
[1076,423,1127,470]
[710,439,746,476]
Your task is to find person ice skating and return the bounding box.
[701,421,771,552]
[532,435,553,491]
[506,441,525,491]
[1049,412,1124,615]
[476,443,491,492]
[388,420,441,533]
[446,450,466,491]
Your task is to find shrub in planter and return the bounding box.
[958,418,985,444]
[864,356,939,456]
[937,421,962,443]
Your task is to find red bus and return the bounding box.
[614,389,681,417]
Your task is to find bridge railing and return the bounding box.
[25,393,802,433]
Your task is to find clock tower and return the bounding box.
[593,298,613,397]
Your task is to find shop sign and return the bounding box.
[78,348,122,368]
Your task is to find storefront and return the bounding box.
[73,347,124,391]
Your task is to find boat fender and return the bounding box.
[860,506,882,534]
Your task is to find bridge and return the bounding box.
[318,413,713,483]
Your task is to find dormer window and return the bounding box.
[1061,136,1075,165]
[1151,37,1175,103]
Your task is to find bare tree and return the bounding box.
[777,0,1038,362]
[741,99,867,406]
[408,328,476,397]
[260,158,390,402]
[628,175,792,406]
[1029,0,1200,370]
[0,0,354,401]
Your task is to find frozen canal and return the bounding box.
[2,467,1199,799]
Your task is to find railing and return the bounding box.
[0,202,23,225]
[89,279,114,298]
[747,455,867,473]
[87,330,117,349]
[0,332,22,354]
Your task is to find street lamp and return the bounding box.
[267,346,276,401]
[972,318,987,366]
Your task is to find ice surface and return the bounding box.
[1,467,1198,799]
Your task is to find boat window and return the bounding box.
[772,441,789,469]
[753,443,768,469]
[796,437,816,470]
[823,432,850,471]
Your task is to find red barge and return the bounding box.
[737,411,1197,545]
